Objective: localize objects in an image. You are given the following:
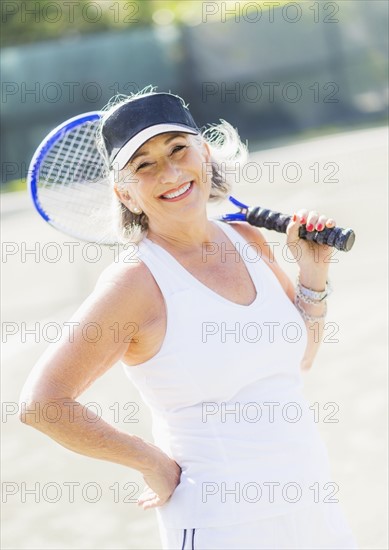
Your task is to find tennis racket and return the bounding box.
[28,112,355,251]
[27,111,118,244]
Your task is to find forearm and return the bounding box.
[20,397,154,473]
[296,269,329,370]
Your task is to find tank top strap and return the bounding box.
[213,220,270,289]
[136,237,189,297]
[213,219,251,249]
[215,219,297,306]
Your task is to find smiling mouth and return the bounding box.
[160,181,193,200]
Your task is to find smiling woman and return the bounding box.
[20,87,358,550]
[96,88,247,244]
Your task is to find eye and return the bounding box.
[136,161,154,172]
[171,145,188,155]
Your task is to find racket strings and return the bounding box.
[35,119,117,243]
[41,122,108,188]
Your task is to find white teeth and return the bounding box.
[162,182,191,199]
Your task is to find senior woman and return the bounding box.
[20,91,358,550]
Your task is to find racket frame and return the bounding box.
[28,111,103,224]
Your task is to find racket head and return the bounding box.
[27,111,119,245]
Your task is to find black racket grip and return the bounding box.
[246,206,355,252]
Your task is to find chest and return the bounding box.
[176,249,258,306]
[123,249,258,366]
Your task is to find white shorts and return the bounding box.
[157,502,358,550]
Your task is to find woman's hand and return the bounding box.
[137,444,182,510]
[286,209,336,278]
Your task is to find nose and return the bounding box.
[158,156,181,185]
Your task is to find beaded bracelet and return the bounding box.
[296,275,332,303]
[294,294,328,322]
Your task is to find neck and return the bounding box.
[146,213,219,253]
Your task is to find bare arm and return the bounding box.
[231,219,332,371]
[19,261,181,509]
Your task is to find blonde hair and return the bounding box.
[96,86,248,244]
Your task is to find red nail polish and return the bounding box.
[317,223,323,231]
[292,213,297,222]
[306,223,314,231]
[300,217,306,224]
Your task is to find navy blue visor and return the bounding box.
[101,93,199,169]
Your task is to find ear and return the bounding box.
[113,184,129,204]
[114,185,141,214]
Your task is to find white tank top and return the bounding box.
[122,220,332,529]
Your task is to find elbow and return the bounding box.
[19,377,59,426]
[19,379,39,425]
[18,390,49,427]
[19,374,71,429]
[18,397,40,426]
[19,390,73,430]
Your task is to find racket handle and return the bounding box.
[246,206,356,252]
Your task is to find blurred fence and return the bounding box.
[1,0,388,184]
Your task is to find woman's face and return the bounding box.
[115,132,212,230]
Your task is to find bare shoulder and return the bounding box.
[93,252,162,321]
[20,252,165,404]
[228,222,295,302]
[96,252,156,293]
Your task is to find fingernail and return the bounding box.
[317,223,323,231]
[306,223,314,231]
[300,217,306,224]
[292,213,297,222]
